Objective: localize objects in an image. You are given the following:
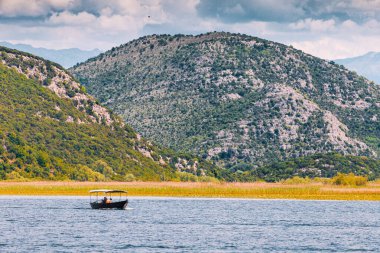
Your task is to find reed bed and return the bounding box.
[1,181,380,200]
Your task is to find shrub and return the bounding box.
[66,89,76,98]
[282,176,311,184]
[198,176,219,183]
[72,165,105,181]
[176,171,219,182]
[80,86,87,93]
[332,173,368,186]
[124,173,136,182]
[176,171,198,182]
[92,160,114,179]
[5,171,28,181]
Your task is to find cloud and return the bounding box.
[289,19,336,32]
[0,0,71,17]
[0,0,161,18]
[196,0,380,24]
[49,11,97,26]
[0,0,171,50]
[292,35,380,60]
[288,18,380,59]
[196,0,304,23]
[0,0,379,60]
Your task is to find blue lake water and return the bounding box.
[0,196,379,252]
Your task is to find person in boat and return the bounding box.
[103,197,112,204]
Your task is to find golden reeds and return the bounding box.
[0,181,379,200]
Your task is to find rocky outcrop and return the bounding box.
[71,32,379,166]
[1,49,114,126]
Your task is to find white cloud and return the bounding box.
[0,0,71,17]
[0,0,380,60]
[290,18,380,59]
[351,0,380,12]
[282,17,380,59]
[49,11,97,26]
[289,19,336,32]
[292,36,380,60]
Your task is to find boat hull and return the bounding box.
[90,200,128,209]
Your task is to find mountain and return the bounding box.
[0,46,218,181]
[0,41,101,68]
[335,52,380,85]
[70,32,380,171]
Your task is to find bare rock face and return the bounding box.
[1,50,114,126]
[71,32,380,166]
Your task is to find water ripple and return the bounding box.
[0,197,379,252]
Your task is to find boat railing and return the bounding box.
[89,190,128,204]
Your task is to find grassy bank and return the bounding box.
[0,181,380,200]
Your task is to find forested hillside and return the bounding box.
[71,32,380,169]
[0,46,218,181]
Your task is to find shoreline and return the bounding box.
[1,195,379,203]
[1,181,379,201]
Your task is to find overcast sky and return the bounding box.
[1,0,380,59]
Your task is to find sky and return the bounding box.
[1,0,380,60]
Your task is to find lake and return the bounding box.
[0,196,379,252]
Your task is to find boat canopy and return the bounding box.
[89,189,127,193]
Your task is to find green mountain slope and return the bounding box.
[224,153,380,182]
[70,32,380,168]
[0,46,218,181]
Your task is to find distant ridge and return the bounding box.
[335,51,380,85]
[0,41,102,68]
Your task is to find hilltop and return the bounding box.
[0,46,218,181]
[70,32,380,170]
